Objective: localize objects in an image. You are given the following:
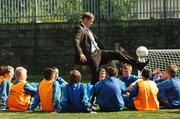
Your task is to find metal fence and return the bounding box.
[0,0,180,23]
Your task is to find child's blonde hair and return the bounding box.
[69,70,81,84]
[166,65,178,77]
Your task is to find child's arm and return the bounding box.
[24,83,39,111]
[0,80,11,110]
[29,90,40,111]
[87,83,94,100]
[24,83,37,96]
[129,84,139,98]
[120,80,126,93]
[93,80,103,92]
[60,85,69,112]
[82,84,92,112]
[56,76,67,85]
[126,79,142,92]
[52,81,61,112]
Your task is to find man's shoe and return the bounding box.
[138,59,149,71]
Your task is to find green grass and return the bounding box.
[0,109,179,119]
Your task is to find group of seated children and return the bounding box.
[0,64,179,112]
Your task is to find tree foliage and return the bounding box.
[0,0,136,23]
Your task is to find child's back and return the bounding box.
[60,70,91,112]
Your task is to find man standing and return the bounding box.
[73,12,148,85]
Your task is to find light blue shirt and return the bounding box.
[82,23,99,52]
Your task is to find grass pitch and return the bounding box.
[0,109,179,119]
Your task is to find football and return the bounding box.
[136,46,149,57]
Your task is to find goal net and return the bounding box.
[143,49,180,78]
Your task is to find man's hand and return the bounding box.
[80,54,87,62]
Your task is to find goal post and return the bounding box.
[143,49,180,77]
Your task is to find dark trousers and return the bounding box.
[158,98,180,109]
[88,50,138,85]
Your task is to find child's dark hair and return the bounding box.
[106,66,118,77]
[69,70,81,84]
[0,66,5,76]
[141,68,151,80]
[44,68,56,80]
[3,66,14,75]
[99,67,106,73]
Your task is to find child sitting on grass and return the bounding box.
[30,68,60,112]
[6,67,37,111]
[0,66,14,110]
[60,70,91,112]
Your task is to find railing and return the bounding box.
[0,0,180,23]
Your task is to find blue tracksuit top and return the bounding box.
[150,74,164,84]
[94,76,125,111]
[157,76,180,108]
[87,83,93,100]
[120,75,139,87]
[29,82,39,92]
[56,76,67,88]
[60,83,91,112]
[0,80,11,109]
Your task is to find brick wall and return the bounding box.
[0,20,179,74]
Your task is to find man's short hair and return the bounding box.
[141,68,151,80]
[82,12,95,20]
[69,70,81,84]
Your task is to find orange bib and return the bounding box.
[39,79,54,112]
[6,80,31,111]
[134,80,159,110]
